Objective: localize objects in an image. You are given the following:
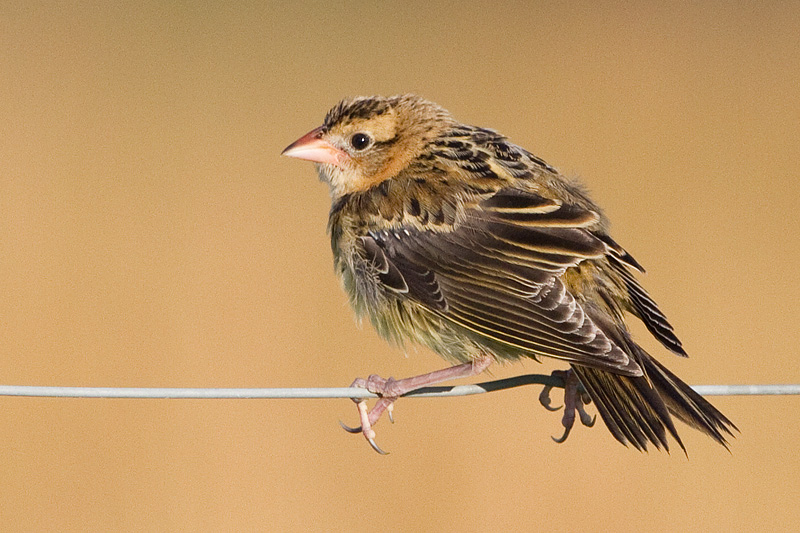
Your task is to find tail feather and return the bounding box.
[572,347,737,452]
[642,354,738,448]
[572,363,680,452]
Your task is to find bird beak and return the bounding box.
[281,126,347,167]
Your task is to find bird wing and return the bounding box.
[359,188,642,376]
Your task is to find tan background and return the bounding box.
[2,2,799,531]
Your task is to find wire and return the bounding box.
[0,375,797,399]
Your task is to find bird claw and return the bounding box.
[339,403,392,455]
[538,384,563,411]
[552,424,573,444]
[577,402,596,427]
[340,380,398,455]
[367,437,389,455]
[544,369,596,444]
[338,420,361,433]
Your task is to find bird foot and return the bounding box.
[539,369,596,443]
[340,375,401,455]
[341,356,493,454]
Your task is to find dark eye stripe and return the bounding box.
[372,135,398,149]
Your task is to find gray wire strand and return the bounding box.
[0,375,797,399]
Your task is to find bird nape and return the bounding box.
[282,94,737,455]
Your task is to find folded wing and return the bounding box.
[359,189,643,376]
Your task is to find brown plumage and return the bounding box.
[283,94,736,453]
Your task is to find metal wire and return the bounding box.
[0,375,797,399]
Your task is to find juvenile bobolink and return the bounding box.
[283,94,736,454]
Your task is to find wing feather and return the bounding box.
[362,189,642,375]
[608,255,687,356]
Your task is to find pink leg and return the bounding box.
[343,355,493,454]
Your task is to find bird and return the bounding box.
[282,94,736,454]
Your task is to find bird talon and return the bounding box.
[577,403,596,427]
[367,437,389,455]
[539,385,563,411]
[339,420,362,433]
[387,403,395,423]
[543,369,597,444]
[552,425,572,444]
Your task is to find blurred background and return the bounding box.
[1,1,799,531]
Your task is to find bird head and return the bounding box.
[282,94,452,197]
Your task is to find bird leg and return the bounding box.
[538,369,596,443]
[342,355,493,454]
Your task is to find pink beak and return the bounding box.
[281,126,347,167]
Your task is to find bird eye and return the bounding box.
[350,133,371,150]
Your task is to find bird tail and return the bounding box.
[571,347,737,453]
